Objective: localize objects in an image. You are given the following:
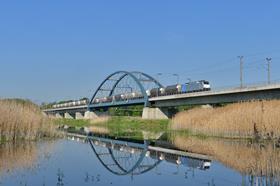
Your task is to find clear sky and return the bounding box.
[0,0,280,103]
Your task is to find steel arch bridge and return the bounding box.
[87,136,162,176]
[88,71,163,110]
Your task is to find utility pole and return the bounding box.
[238,56,244,88]
[266,58,272,84]
[156,73,162,97]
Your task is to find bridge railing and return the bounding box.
[210,80,280,93]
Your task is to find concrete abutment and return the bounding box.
[142,107,176,120]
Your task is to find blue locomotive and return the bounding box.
[146,80,211,97]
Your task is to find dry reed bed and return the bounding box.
[88,125,110,134]
[172,100,280,138]
[172,135,280,178]
[0,99,57,141]
[0,142,38,172]
[89,116,110,124]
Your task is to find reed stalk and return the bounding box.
[172,100,280,139]
[0,99,57,142]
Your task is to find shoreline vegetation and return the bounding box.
[55,117,169,140]
[172,100,280,140]
[55,100,280,141]
[0,99,58,142]
[2,98,280,142]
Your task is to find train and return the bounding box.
[93,80,211,104]
[146,80,211,97]
[93,92,143,104]
[52,80,211,107]
[52,98,89,109]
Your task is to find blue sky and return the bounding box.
[0,0,280,103]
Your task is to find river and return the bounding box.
[0,130,279,186]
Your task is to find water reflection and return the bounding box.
[85,134,212,177]
[171,134,280,185]
[0,142,38,173]
[2,131,280,185]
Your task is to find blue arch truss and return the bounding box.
[88,71,163,109]
[87,135,162,176]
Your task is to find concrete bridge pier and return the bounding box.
[55,113,63,118]
[84,111,109,120]
[75,112,84,120]
[142,107,176,120]
[84,111,99,120]
[64,112,74,119]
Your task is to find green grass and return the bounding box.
[54,117,170,140]
[54,118,91,128]
[98,117,169,130]
[99,117,169,140]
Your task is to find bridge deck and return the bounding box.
[150,83,280,101]
[44,83,280,112]
[150,83,280,107]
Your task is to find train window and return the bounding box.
[202,80,209,84]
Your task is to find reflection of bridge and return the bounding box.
[44,71,280,119]
[68,133,212,176]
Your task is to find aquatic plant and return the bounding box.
[171,100,280,139]
[0,99,58,141]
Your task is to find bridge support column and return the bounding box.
[55,113,63,119]
[201,104,213,109]
[84,111,109,120]
[75,112,84,120]
[64,112,74,119]
[142,107,170,120]
[84,111,99,119]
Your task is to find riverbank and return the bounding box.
[0,99,58,142]
[55,116,170,140]
[172,100,280,140]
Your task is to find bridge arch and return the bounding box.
[87,136,162,176]
[89,71,163,108]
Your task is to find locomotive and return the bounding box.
[146,80,211,97]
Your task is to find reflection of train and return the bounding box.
[181,157,211,170]
[85,135,212,175]
[93,80,211,104]
[52,98,89,109]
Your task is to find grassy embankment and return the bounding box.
[55,117,169,140]
[0,99,58,142]
[172,100,280,139]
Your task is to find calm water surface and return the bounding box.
[0,132,279,186]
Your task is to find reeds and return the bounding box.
[0,142,38,172]
[0,99,57,141]
[88,125,109,134]
[89,116,110,124]
[171,100,280,139]
[172,135,280,179]
[0,141,55,173]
